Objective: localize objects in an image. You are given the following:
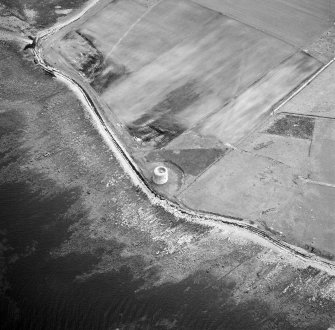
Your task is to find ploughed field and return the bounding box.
[193,0,335,47]
[47,0,326,160]
[44,0,335,259]
[48,0,328,150]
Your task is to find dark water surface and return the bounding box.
[0,0,90,28]
[1,6,333,324]
[0,182,271,330]
[0,41,292,330]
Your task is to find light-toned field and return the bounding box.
[54,0,324,150]
[102,13,300,144]
[79,0,218,72]
[196,52,321,145]
[45,0,335,258]
[192,0,335,47]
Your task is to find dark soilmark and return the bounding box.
[304,244,335,261]
[64,31,104,81]
[43,70,55,77]
[265,114,315,139]
[23,37,35,50]
[128,82,200,148]
[68,31,127,93]
[253,140,274,150]
[128,117,186,149]
[146,148,226,176]
[90,64,127,94]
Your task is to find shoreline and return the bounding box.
[1,3,335,328]
[30,0,335,272]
